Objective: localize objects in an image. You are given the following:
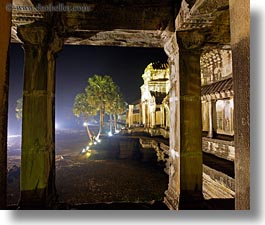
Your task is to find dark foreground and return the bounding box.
[7,130,234,210]
[7,130,169,209]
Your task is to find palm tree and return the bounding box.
[73,75,126,139]
[85,75,118,138]
[73,93,97,141]
[107,90,126,132]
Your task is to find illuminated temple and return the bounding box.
[127,62,170,129]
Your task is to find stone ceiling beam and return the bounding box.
[11,0,182,47]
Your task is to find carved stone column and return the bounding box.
[163,32,181,209]
[17,22,63,208]
[0,0,12,209]
[229,0,250,210]
[163,29,204,209]
[177,30,203,207]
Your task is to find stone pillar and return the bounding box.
[207,97,213,138]
[229,0,250,210]
[0,0,12,209]
[212,99,217,134]
[177,30,203,206]
[151,110,156,127]
[164,32,181,210]
[161,106,165,127]
[128,105,133,127]
[163,30,204,209]
[17,22,63,208]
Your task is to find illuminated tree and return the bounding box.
[73,93,97,141]
[85,75,118,138]
[15,98,23,119]
[74,75,126,139]
[107,91,126,132]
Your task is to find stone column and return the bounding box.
[128,105,133,127]
[212,99,217,134]
[163,32,181,210]
[161,106,165,127]
[151,110,156,127]
[0,0,12,209]
[207,97,213,138]
[163,29,204,209]
[177,30,203,207]
[229,0,250,210]
[17,22,63,208]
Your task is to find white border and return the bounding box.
[1,0,264,224]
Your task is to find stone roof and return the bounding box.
[145,62,168,72]
[201,78,233,96]
[151,61,169,70]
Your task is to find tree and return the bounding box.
[85,75,120,138]
[107,90,126,132]
[73,75,126,139]
[73,93,97,141]
[16,98,23,119]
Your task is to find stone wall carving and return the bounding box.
[201,48,232,86]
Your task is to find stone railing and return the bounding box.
[202,137,235,161]
[203,165,235,193]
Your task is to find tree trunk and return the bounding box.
[114,114,117,132]
[85,124,93,141]
[97,106,105,139]
[109,113,112,133]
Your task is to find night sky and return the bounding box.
[8,43,168,135]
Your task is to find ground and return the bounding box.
[7,129,169,209]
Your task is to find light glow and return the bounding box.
[115,129,120,134]
[55,122,60,130]
[86,151,92,158]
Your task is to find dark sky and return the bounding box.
[8,43,167,134]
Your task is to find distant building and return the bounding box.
[126,99,141,127]
[127,62,170,129]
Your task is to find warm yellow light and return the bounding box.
[86,150,92,158]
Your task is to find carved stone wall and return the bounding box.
[201,48,232,86]
[202,137,234,161]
